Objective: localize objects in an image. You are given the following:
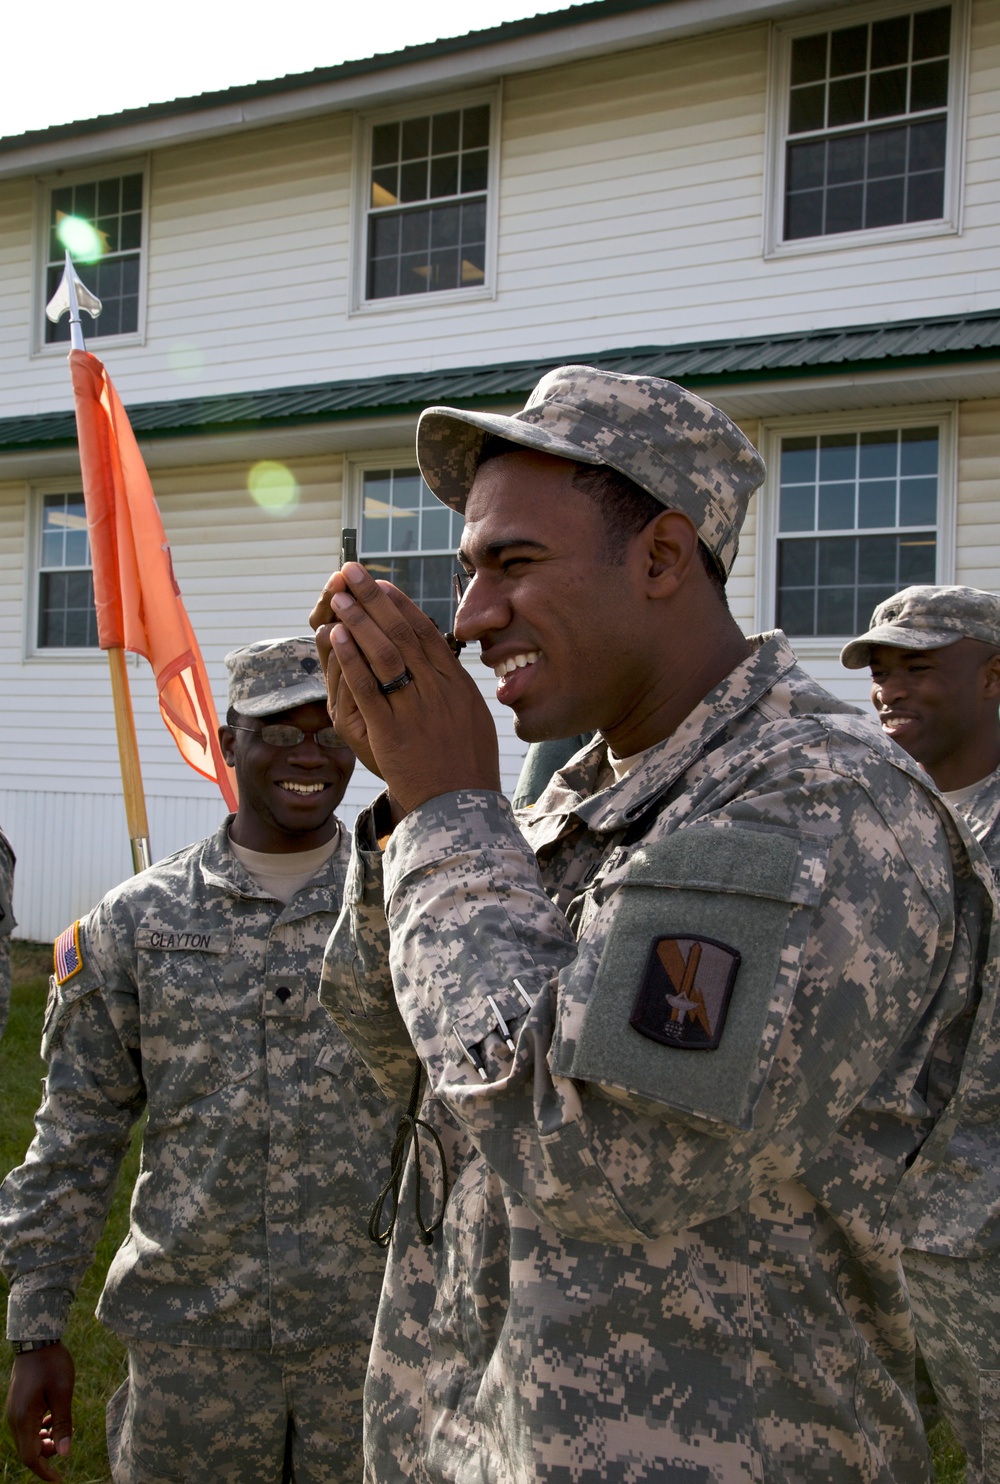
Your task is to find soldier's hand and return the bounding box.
[6,1342,75,1481]
[318,562,500,817]
[312,569,384,782]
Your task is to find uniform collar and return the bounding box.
[529,632,799,839]
[200,815,344,910]
[955,765,1000,847]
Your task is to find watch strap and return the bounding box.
[11,1338,60,1355]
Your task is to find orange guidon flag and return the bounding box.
[70,348,238,811]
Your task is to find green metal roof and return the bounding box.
[3,309,999,454]
[0,0,673,155]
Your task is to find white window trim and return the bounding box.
[31,155,150,357]
[345,451,476,658]
[348,85,501,316]
[754,403,957,660]
[762,0,969,259]
[25,482,105,661]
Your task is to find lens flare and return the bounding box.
[167,341,206,382]
[55,214,105,264]
[248,461,300,516]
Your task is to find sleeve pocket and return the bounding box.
[558,823,829,1133]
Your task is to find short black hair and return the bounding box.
[476,434,727,596]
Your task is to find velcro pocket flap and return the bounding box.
[559,824,828,1132]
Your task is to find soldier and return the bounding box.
[842,585,1000,1484]
[309,366,995,1484]
[0,827,15,1041]
[1,637,391,1484]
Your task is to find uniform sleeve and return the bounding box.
[380,781,968,1244]
[0,900,146,1339]
[320,803,419,1107]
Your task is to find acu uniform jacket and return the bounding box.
[320,632,996,1484]
[0,819,391,1353]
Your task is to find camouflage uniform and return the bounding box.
[897,768,1000,1484]
[321,631,994,1484]
[0,826,14,1040]
[0,818,391,1482]
[843,586,1000,1484]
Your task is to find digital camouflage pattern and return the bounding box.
[841,583,1000,668]
[898,762,1000,1484]
[416,365,766,577]
[225,635,330,717]
[0,826,14,1040]
[321,631,996,1484]
[106,1335,369,1484]
[0,819,391,1369]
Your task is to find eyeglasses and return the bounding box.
[231,724,346,751]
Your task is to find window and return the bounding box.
[41,169,144,345]
[358,466,463,632]
[766,3,966,252]
[36,493,99,648]
[357,94,497,307]
[774,426,939,637]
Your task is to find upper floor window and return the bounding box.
[766,3,966,253]
[36,493,99,649]
[357,466,463,632]
[775,426,938,637]
[356,94,498,309]
[40,167,145,347]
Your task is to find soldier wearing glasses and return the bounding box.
[0,638,391,1484]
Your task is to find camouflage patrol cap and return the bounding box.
[416,365,765,577]
[841,585,1000,668]
[225,637,328,717]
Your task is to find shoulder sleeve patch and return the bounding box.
[54,921,84,985]
[559,823,830,1132]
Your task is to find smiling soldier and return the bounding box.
[0,638,391,1484]
[842,586,1000,1484]
[311,368,995,1484]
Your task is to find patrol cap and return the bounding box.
[841,585,1000,669]
[225,637,327,717]
[416,365,766,578]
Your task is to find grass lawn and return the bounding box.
[0,941,968,1482]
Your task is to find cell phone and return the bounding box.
[341,527,358,566]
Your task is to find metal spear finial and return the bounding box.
[45,250,102,351]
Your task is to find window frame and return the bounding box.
[762,0,969,258]
[349,86,501,315]
[32,157,150,356]
[344,451,469,639]
[754,404,957,657]
[25,484,105,660]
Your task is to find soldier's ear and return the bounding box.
[982,651,1000,701]
[219,725,237,769]
[643,509,699,599]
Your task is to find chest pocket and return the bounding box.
[135,925,254,1109]
[558,823,829,1133]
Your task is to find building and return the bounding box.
[1,0,998,939]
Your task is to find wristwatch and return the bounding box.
[11,1339,60,1355]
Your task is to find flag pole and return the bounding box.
[49,252,152,873]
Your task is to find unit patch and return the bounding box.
[630,934,740,1050]
[54,922,83,985]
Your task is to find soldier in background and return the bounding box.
[0,827,15,1040]
[1,638,391,1484]
[842,584,1000,1484]
[310,366,995,1484]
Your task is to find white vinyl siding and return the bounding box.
[0,4,994,415]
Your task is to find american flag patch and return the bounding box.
[54,922,83,985]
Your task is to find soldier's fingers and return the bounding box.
[337,565,445,678]
[309,571,349,632]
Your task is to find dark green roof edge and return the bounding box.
[0,0,673,155]
[4,308,1000,454]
